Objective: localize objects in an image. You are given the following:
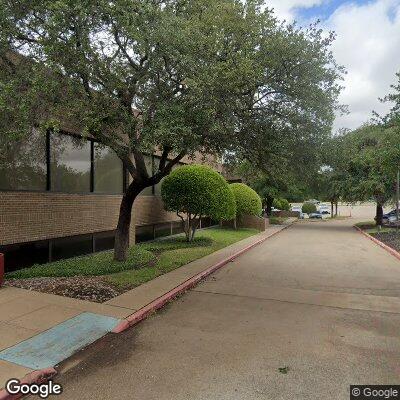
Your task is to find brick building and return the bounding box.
[0,128,221,272]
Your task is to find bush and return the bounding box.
[273,198,290,211]
[302,202,317,214]
[230,183,262,217]
[161,165,236,241]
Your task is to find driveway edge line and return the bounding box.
[113,223,293,334]
[0,367,57,400]
[354,225,400,261]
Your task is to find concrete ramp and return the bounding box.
[0,312,119,369]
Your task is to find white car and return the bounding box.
[291,206,305,219]
[319,205,331,215]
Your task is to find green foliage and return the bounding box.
[104,227,258,288]
[273,198,290,211]
[269,216,288,225]
[302,202,317,214]
[7,246,154,279]
[161,164,236,240]
[7,227,258,283]
[230,183,262,217]
[0,0,344,259]
[162,164,236,220]
[337,125,400,205]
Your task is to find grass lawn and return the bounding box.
[106,227,258,288]
[6,227,259,289]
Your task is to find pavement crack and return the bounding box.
[192,289,400,315]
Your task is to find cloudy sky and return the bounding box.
[266,0,400,132]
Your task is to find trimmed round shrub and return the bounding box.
[230,183,262,217]
[161,165,236,240]
[273,198,290,211]
[302,202,317,214]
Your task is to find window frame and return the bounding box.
[0,129,126,195]
[1,129,187,195]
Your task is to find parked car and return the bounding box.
[319,205,331,215]
[291,206,305,219]
[377,209,398,224]
[388,215,400,226]
[309,211,323,219]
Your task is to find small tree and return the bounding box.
[230,183,262,220]
[302,202,317,214]
[161,165,235,242]
[273,198,290,211]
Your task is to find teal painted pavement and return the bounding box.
[0,312,120,369]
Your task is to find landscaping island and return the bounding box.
[355,221,400,253]
[5,227,258,303]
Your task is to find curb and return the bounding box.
[0,368,57,400]
[354,225,400,261]
[113,223,292,333]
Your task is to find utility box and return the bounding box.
[0,254,4,287]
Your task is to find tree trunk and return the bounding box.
[114,184,142,261]
[113,149,186,260]
[266,196,274,216]
[335,202,338,217]
[376,203,384,226]
[330,201,334,217]
[184,214,191,242]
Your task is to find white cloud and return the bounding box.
[268,0,400,132]
[326,0,400,131]
[265,0,324,21]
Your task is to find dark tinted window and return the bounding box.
[135,225,155,243]
[50,133,91,192]
[172,221,184,235]
[0,129,46,191]
[1,241,49,272]
[155,223,172,238]
[94,144,123,194]
[52,234,93,261]
[94,231,115,252]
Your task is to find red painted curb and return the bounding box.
[113,224,292,334]
[0,368,57,400]
[354,225,400,261]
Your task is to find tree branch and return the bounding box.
[158,146,172,171]
[113,28,140,72]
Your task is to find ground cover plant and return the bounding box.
[6,227,258,302]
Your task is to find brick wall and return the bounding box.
[134,196,179,226]
[221,215,267,231]
[271,210,299,218]
[0,191,183,246]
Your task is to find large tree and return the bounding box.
[0,0,343,260]
[332,125,400,225]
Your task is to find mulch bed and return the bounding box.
[4,276,126,303]
[371,231,400,253]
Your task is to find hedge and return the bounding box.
[230,183,262,217]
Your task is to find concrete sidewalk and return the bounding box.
[0,222,291,389]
